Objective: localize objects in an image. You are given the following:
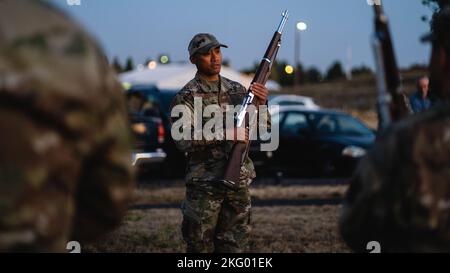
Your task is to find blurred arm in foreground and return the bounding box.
[0,0,134,252]
[340,5,450,252]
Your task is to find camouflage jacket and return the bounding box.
[170,73,271,183]
[340,101,450,252]
[0,0,134,252]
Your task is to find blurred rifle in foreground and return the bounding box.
[219,10,289,190]
[371,1,411,131]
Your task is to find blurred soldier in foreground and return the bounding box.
[340,7,450,252]
[409,76,432,113]
[0,0,134,252]
[170,33,269,253]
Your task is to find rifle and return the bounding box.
[371,1,411,131]
[219,10,289,190]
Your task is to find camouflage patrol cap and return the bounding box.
[421,6,450,52]
[188,33,228,57]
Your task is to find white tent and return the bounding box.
[119,63,280,91]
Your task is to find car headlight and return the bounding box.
[342,146,366,158]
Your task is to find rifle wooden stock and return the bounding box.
[222,142,248,189]
[220,11,288,189]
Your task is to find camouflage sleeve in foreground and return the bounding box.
[339,137,394,252]
[340,106,450,252]
[0,0,134,251]
[71,66,135,243]
[170,89,225,153]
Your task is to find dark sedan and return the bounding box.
[250,106,376,178]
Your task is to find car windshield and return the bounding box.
[159,91,178,115]
[126,86,161,117]
[281,112,309,136]
[308,113,372,136]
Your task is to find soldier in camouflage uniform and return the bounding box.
[0,0,134,252]
[170,33,270,253]
[340,7,450,252]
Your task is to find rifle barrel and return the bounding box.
[277,10,289,34]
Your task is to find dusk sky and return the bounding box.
[48,0,434,73]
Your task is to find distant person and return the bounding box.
[409,76,432,113]
[170,33,270,253]
[0,0,134,252]
[340,6,450,252]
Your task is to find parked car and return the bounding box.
[249,106,376,178]
[126,85,166,171]
[268,95,320,110]
[158,89,179,116]
[125,85,185,177]
[129,111,167,169]
[157,89,186,177]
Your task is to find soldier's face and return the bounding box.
[191,47,222,78]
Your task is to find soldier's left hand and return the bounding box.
[250,83,269,105]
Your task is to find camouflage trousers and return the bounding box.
[181,178,252,253]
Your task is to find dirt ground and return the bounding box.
[85,181,351,253]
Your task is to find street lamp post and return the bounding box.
[294,21,307,89]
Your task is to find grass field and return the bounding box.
[85,181,351,253]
